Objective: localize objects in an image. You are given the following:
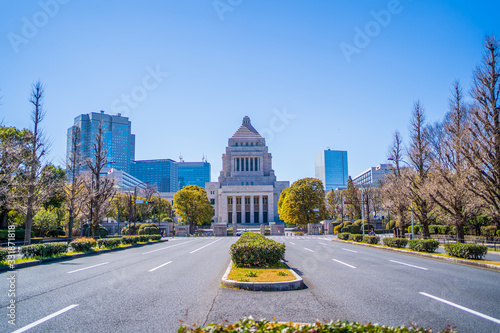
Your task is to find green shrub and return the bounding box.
[138,223,160,235]
[407,225,421,234]
[382,237,408,248]
[20,242,69,258]
[98,226,109,238]
[337,232,350,240]
[0,248,8,262]
[333,224,343,235]
[408,239,440,253]
[444,243,488,260]
[348,234,363,242]
[497,229,500,237]
[149,235,161,241]
[230,232,285,268]
[481,225,498,237]
[0,229,34,240]
[69,237,97,252]
[429,225,439,234]
[178,317,449,332]
[363,235,380,244]
[97,238,121,248]
[121,235,139,245]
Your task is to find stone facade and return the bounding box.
[206,116,289,224]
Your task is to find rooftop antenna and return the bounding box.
[202,153,207,163]
[179,153,184,163]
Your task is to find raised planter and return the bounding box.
[221,261,304,291]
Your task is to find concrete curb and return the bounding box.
[0,239,168,272]
[332,239,500,272]
[221,261,304,291]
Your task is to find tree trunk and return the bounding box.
[68,209,74,239]
[24,207,33,245]
[456,223,465,243]
[421,224,430,239]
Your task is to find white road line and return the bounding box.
[290,242,296,245]
[390,260,428,271]
[67,262,109,274]
[148,261,173,272]
[190,238,223,253]
[318,242,327,245]
[142,240,194,254]
[342,248,358,253]
[332,259,356,269]
[419,292,500,325]
[13,304,79,333]
[304,248,314,252]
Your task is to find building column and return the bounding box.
[259,195,263,224]
[232,195,236,224]
[241,196,246,224]
[250,195,255,223]
[268,193,275,223]
[222,195,229,223]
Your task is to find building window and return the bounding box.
[246,158,249,171]
[254,158,258,171]
[227,197,233,205]
[210,190,215,195]
[263,197,268,204]
[254,197,259,204]
[210,199,215,205]
[236,198,241,204]
[245,197,250,204]
[236,158,240,171]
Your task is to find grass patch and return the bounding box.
[228,263,296,282]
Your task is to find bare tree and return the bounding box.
[427,81,481,241]
[65,126,84,239]
[407,101,433,238]
[383,131,412,236]
[465,36,500,228]
[326,189,346,221]
[83,121,115,236]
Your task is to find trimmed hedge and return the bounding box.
[138,223,160,235]
[230,232,285,268]
[121,235,139,245]
[149,235,161,241]
[0,229,34,240]
[363,235,380,244]
[408,239,440,253]
[444,243,488,260]
[20,242,69,258]
[97,238,121,248]
[337,232,350,240]
[383,237,408,248]
[178,317,451,332]
[348,234,363,242]
[69,237,97,252]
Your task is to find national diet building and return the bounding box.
[206,116,289,224]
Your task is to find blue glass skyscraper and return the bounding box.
[177,162,211,189]
[66,111,135,173]
[315,149,348,191]
[130,159,179,192]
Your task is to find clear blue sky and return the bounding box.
[1,0,499,184]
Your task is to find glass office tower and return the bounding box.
[315,149,348,191]
[177,162,211,189]
[130,159,178,192]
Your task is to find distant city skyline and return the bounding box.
[1,1,499,184]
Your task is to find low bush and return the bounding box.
[0,248,8,262]
[20,242,69,258]
[69,237,97,252]
[382,237,408,248]
[138,223,160,235]
[444,243,488,260]
[407,225,421,235]
[149,235,161,241]
[363,235,380,244]
[337,232,350,240]
[408,239,440,253]
[230,232,285,268]
[0,229,34,240]
[121,235,139,245]
[178,317,450,332]
[348,234,363,242]
[97,238,121,248]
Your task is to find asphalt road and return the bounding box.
[1,236,499,332]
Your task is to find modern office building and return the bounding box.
[205,116,289,224]
[101,168,146,190]
[315,149,348,191]
[67,111,135,174]
[353,164,393,187]
[130,159,178,192]
[177,162,211,189]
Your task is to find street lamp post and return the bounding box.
[388,157,414,239]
